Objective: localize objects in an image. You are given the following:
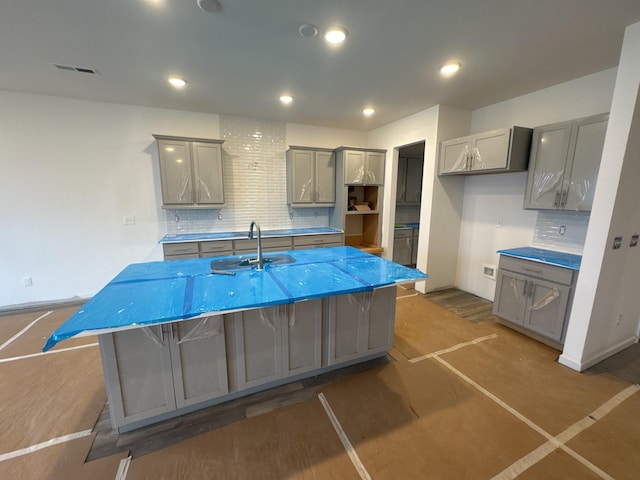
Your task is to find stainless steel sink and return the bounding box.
[210,254,296,271]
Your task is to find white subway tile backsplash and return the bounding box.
[532,210,590,254]
[166,115,329,234]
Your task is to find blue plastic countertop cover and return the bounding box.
[160,227,343,243]
[497,247,582,270]
[43,247,427,351]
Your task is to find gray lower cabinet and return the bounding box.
[393,229,413,266]
[326,287,396,365]
[492,256,577,344]
[225,300,322,391]
[292,233,343,250]
[99,316,228,429]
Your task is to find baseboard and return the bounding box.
[559,335,639,372]
[0,296,89,317]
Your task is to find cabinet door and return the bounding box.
[472,128,510,171]
[411,234,419,265]
[192,142,224,205]
[563,114,608,211]
[99,326,176,427]
[344,150,367,184]
[439,137,471,174]
[289,149,314,204]
[396,157,407,203]
[365,287,396,354]
[404,158,423,203]
[232,307,283,389]
[314,150,336,204]
[169,316,228,409]
[524,280,570,341]
[393,232,413,266]
[524,122,572,209]
[327,293,364,365]
[365,151,385,185]
[159,140,193,205]
[492,270,528,325]
[283,300,322,376]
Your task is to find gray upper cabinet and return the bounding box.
[396,157,423,204]
[286,147,336,206]
[153,134,225,208]
[337,147,386,185]
[438,127,532,176]
[524,113,608,211]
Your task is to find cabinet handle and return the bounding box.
[522,280,529,296]
[527,281,535,297]
[521,266,543,274]
[160,325,165,343]
[554,191,561,207]
[561,189,569,207]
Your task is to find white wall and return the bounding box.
[456,69,617,299]
[560,22,640,371]
[0,91,365,308]
[286,123,367,149]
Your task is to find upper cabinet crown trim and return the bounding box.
[153,134,224,145]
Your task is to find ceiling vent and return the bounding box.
[54,64,99,75]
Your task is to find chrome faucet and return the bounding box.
[248,221,264,270]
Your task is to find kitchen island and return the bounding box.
[44,247,426,432]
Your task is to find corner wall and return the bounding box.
[560,21,640,371]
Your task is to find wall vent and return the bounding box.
[54,64,99,74]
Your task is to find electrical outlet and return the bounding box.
[123,216,135,225]
[559,225,566,235]
[630,234,638,247]
[613,236,623,250]
[217,213,223,220]
[23,276,33,287]
[615,314,623,326]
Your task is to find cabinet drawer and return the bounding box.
[234,237,292,251]
[165,253,200,261]
[499,256,574,286]
[293,233,343,246]
[394,229,413,238]
[163,242,199,256]
[200,240,233,254]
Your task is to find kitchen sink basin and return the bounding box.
[210,254,296,271]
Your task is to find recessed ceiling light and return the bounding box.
[168,77,187,88]
[298,24,318,38]
[324,26,348,45]
[440,62,462,76]
[279,95,294,105]
[197,0,222,13]
[362,107,375,117]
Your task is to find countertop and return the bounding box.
[160,227,343,243]
[497,247,582,270]
[43,246,427,351]
[394,223,419,230]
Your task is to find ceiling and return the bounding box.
[3,1,640,131]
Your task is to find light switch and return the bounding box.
[630,234,639,247]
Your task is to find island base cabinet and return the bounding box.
[99,316,228,430]
[225,300,323,391]
[326,287,396,366]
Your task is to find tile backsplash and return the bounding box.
[532,210,590,254]
[166,115,329,234]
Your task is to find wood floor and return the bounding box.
[1,288,639,479]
